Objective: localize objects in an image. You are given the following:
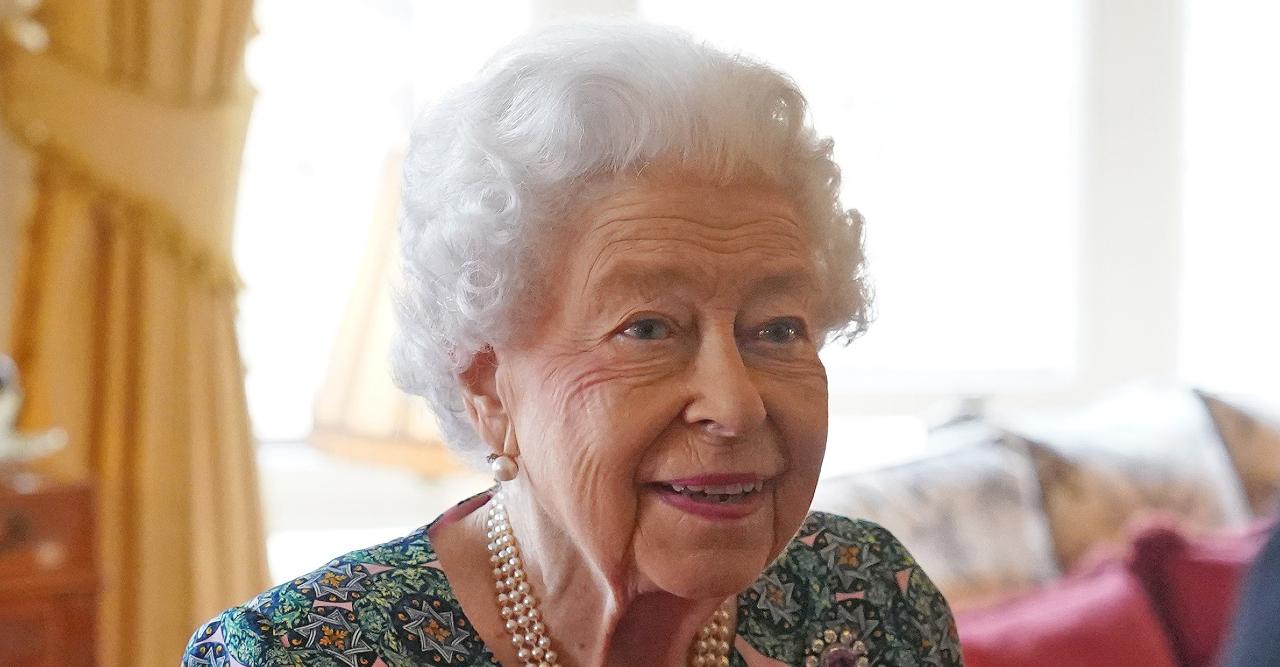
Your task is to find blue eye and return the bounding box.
[758,319,805,343]
[621,318,672,340]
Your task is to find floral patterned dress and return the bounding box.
[183,492,963,667]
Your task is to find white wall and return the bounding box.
[1076,0,1185,394]
[1178,0,1280,397]
[532,0,634,22]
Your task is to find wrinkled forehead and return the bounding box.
[570,167,805,226]
[562,178,819,298]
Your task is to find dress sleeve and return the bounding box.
[807,512,965,667]
[181,605,278,666]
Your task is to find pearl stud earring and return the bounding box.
[487,453,518,482]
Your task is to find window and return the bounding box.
[640,1,1082,392]
[236,0,530,441]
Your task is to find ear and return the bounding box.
[458,346,514,456]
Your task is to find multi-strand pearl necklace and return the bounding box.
[485,494,734,667]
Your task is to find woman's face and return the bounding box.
[491,176,829,599]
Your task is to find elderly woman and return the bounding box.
[185,22,962,667]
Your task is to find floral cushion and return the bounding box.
[996,382,1252,569]
[1198,391,1280,517]
[811,421,1059,609]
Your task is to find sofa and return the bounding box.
[810,382,1280,667]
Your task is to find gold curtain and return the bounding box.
[0,1,266,665]
[311,148,463,478]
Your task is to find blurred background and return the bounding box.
[1,0,1277,664]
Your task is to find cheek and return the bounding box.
[762,361,829,540]
[760,357,829,452]
[508,348,690,564]
[527,344,687,454]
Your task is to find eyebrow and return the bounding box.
[585,261,818,302]
[588,262,701,297]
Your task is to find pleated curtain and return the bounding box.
[0,1,267,664]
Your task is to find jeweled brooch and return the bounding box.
[803,627,868,667]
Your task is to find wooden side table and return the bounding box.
[0,476,97,666]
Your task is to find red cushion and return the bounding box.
[956,561,1179,667]
[1127,519,1273,667]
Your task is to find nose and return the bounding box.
[682,328,767,440]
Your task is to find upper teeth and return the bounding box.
[668,481,763,495]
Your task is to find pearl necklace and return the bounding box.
[485,495,734,667]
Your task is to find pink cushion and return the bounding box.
[1127,519,1273,667]
[957,561,1179,667]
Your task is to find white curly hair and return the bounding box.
[392,21,873,466]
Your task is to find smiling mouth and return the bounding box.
[655,480,765,504]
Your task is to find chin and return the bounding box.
[655,570,757,602]
[643,548,773,601]
[632,492,802,599]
